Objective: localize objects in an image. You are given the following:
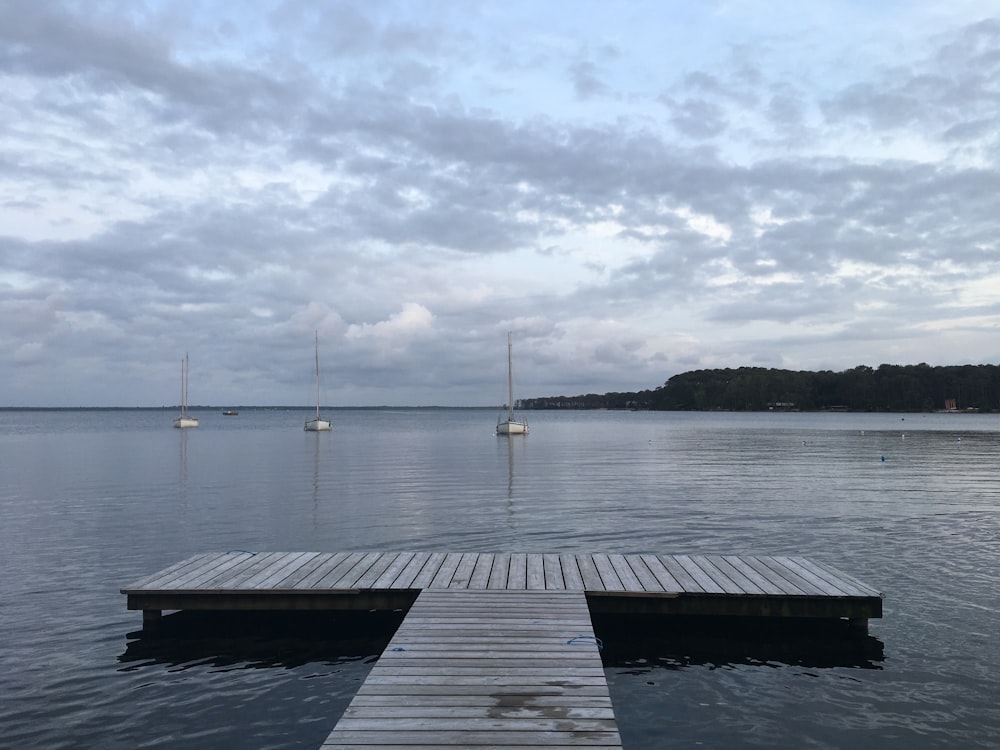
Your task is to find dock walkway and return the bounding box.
[323,588,621,748]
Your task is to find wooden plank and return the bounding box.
[486,553,510,590]
[639,554,682,592]
[339,704,616,718]
[592,554,625,591]
[507,553,527,589]
[371,552,416,589]
[274,552,332,588]
[409,552,447,589]
[689,555,750,595]
[715,555,784,595]
[791,556,882,598]
[467,553,494,590]
[526,553,546,590]
[322,551,384,590]
[309,552,370,589]
[608,554,644,592]
[655,554,704,593]
[575,553,606,591]
[769,556,851,597]
[620,555,665,593]
[448,552,479,589]
[740,556,809,596]
[428,552,464,588]
[542,554,565,590]
[295,552,353,588]
[353,553,406,590]
[204,551,287,589]
[122,553,215,590]
[157,552,255,590]
[387,551,432,589]
[673,555,725,593]
[254,551,320,589]
[559,553,585,590]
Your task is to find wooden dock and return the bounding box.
[122,551,882,748]
[122,550,883,625]
[322,589,621,748]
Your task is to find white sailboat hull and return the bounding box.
[173,416,199,429]
[496,418,528,435]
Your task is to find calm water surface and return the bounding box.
[1,409,998,748]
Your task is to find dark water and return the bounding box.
[1,408,998,748]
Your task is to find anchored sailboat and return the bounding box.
[304,331,332,431]
[172,353,198,429]
[496,331,528,435]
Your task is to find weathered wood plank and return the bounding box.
[542,553,564,590]
[467,553,494,590]
[448,552,479,589]
[123,553,215,590]
[575,554,605,591]
[639,554,682,592]
[370,552,416,589]
[352,552,405,590]
[206,551,287,589]
[409,552,447,589]
[691,555,752,595]
[322,551,384,590]
[770,556,851,596]
[717,555,787,596]
[673,555,727,594]
[526,553,546,590]
[428,552,464,588]
[486,553,511,590]
[739,555,809,596]
[387,551,432,589]
[620,554,665,593]
[655,554,705,593]
[790,556,881,598]
[156,552,255,590]
[507,553,527,589]
[559,553,585,590]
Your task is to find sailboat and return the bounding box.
[304,331,332,431]
[496,331,528,435]
[172,353,199,429]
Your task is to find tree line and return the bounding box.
[519,364,1000,412]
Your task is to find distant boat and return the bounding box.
[496,331,528,435]
[222,410,238,416]
[172,353,199,429]
[304,331,332,432]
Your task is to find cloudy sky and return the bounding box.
[2,1,999,407]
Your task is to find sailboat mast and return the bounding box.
[314,331,321,419]
[507,331,514,420]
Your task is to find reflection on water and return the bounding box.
[118,611,402,670]
[595,614,885,672]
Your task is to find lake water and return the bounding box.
[1,408,998,748]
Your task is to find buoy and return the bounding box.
[880,455,886,462]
